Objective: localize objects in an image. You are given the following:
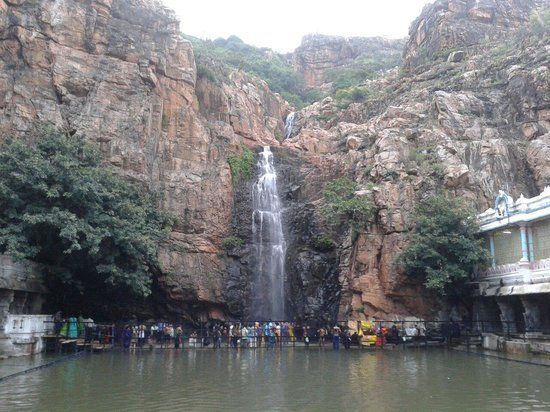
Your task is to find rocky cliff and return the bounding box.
[0,0,548,322]
[292,34,404,89]
[403,0,545,68]
[0,0,288,320]
[285,0,549,320]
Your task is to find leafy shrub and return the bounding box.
[311,235,336,252]
[221,236,244,251]
[528,8,550,35]
[227,147,255,181]
[161,113,169,129]
[322,177,375,230]
[408,146,445,179]
[396,194,489,296]
[196,64,219,84]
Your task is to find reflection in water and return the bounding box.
[1,349,549,411]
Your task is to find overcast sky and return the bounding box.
[162,0,433,52]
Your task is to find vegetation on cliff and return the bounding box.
[189,34,403,109]
[221,236,245,251]
[398,195,490,296]
[188,35,310,108]
[326,51,401,92]
[0,128,173,312]
[227,147,255,181]
[311,235,336,252]
[322,177,375,231]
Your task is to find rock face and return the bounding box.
[403,0,544,68]
[0,0,548,322]
[0,0,287,319]
[292,34,404,89]
[284,3,549,319]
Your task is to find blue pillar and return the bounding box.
[519,224,529,262]
[489,234,496,267]
[527,226,535,262]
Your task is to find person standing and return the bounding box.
[318,327,327,347]
[241,324,248,348]
[228,323,234,348]
[332,326,341,350]
[390,324,399,344]
[281,322,289,345]
[53,311,63,336]
[263,322,271,348]
[213,326,222,349]
[138,325,146,347]
[68,317,78,339]
[343,329,351,350]
[122,326,132,349]
[175,326,183,349]
[304,326,310,348]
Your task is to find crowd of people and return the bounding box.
[118,321,396,350]
[52,314,462,350]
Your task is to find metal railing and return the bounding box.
[41,319,550,352]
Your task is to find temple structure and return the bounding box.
[0,255,50,357]
[473,187,550,336]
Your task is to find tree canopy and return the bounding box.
[397,194,489,296]
[0,128,173,313]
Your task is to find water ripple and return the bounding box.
[0,349,548,411]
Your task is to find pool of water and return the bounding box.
[0,352,61,379]
[1,348,548,411]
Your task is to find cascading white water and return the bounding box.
[284,112,295,139]
[251,146,286,320]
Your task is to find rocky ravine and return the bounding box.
[0,0,548,322]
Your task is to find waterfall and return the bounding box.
[251,146,286,320]
[284,112,295,139]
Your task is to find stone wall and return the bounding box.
[1,314,53,357]
[0,255,48,357]
[0,255,46,329]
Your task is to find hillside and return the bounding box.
[187,33,404,109]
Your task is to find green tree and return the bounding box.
[397,194,489,296]
[0,128,173,313]
[322,177,374,231]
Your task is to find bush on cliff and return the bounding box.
[397,194,489,296]
[311,235,336,252]
[227,147,255,181]
[221,236,245,251]
[322,177,375,231]
[0,128,173,312]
